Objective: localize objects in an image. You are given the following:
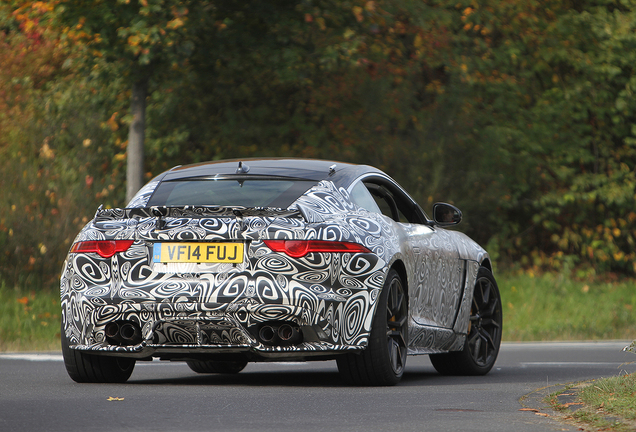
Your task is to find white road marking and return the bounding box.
[0,353,63,361]
[519,362,631,367]
[502,341,633,349]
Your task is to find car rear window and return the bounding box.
[146,178,317,208]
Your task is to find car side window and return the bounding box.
[365,183,403,222]
[362,179,428,224]
[349,181,382,214]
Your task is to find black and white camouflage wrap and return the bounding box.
[61,178,489,359]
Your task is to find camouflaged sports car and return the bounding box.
[60,159,502,385]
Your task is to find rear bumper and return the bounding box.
[63,301,368,358]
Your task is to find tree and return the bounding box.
[451,0,636,275]
[54,0,214,201]
[0,1,123,288]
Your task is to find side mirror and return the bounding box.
[433,203,462,226]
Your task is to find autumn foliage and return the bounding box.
[1,0,636,290]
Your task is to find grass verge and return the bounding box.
[547,374,636,432]
[0,281,61,352]
[498,271,636,341]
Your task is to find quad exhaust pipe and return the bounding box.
[257,322,302,346]
[105,321,142,346]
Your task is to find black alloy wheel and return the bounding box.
[337,269,408,386]
[61,323,136,383]
[429,266,502,375]
[385,272,408,376]
[467,269,502,368]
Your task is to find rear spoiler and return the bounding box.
[94,205,303,222]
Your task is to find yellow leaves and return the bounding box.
[21,19,37,34]
[425,80,445,95]
[107,397,124,401]
[613,251,625,262]
[167,18,185,30]
[106,112,119,131]
[126,33,151,56]
[316,17,326,31]
[171,5,189,17]
[352,6,363,22]
[97,187,110,198]
[127,35,141,48]
[413,34,422,48]
[76,17,86,30]
[30,2,55,13]
[40,140,54,160]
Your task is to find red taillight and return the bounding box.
[263,240,372,258]
[70,240,134,258]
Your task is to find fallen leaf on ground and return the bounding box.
[519,408,540,412]
[107,397,124,401]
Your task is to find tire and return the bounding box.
[429,267,502,376]
[186,359,248,374]
[337,269,408,386]
[61,323,135,383]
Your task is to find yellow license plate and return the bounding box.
[152,242,244,263]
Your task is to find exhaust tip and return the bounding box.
[105,322,120,339]
[278,324,301,343]
[104,320,142,346]
[259,325,276,344]
[255,322,303,346]
[120,323,142,344]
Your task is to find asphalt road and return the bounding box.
[1,341,634,432]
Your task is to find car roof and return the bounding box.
[157,158,384,184]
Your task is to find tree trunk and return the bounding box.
[126,79,148,203]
